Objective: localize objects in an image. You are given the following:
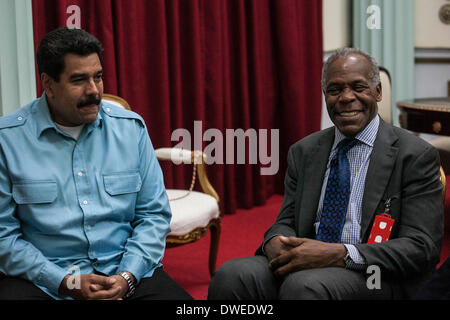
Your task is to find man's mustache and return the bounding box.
[77,96,101,108]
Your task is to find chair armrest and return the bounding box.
[155,148,192,164]
[155,147,220,203]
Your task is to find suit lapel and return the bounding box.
[297,128,335,237]
[360,119,399,240]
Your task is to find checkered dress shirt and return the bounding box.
[315,115,380,269]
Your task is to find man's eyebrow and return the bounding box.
[352,79,369,84]
[327,79,369,86]
[326,81,342,88]
[69,70,103,80]
[69,73,88,79]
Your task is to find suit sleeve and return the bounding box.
[355,145,444,279]
[256,146,299,255]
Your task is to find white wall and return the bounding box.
[415,0,450,49]
[414,50,450,98]
[322,0,351,52]
[321,1,351,129]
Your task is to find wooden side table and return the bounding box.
[397,97,450,136]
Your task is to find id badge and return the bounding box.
[367,198,395,244]
[368,213,395,243]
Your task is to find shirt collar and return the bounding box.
[33,93,103,138]
[332,114,380,151]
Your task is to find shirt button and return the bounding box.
[87,225,92,231]
[83,200,88,205]
[17,116,23,121]
[106,107,111,112]
[77,171,83,177]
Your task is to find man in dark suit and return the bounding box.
[208,48,444,300]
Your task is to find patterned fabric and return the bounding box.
[316,138,358,243]
[315,115,380,268]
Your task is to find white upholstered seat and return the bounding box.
[166,189,219,236]
[154,147,221,276]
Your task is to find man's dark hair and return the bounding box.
[36,27,103,82]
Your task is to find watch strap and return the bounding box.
[343,251,351,267]
[119,271,136,299]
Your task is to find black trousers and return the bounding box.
[0,267,192,300]
[208,256,404,300]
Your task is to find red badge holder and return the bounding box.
[367,198,395,244]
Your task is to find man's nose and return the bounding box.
[85,78,100,95]
[339,87,356,102]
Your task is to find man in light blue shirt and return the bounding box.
[0,27,191,300]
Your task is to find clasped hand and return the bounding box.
[59,274,129,300]
[264,236,346,278]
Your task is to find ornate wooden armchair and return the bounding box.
[155,148,221,276]
[102,94,221,276]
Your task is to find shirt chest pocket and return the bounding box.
[12,180,57,204]
[103,171,142,196]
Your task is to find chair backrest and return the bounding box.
[102,93,132,110]
[155,148,220,203]
[377,67,392,124]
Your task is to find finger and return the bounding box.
[89,285,122,300]
[280,236,305,247]
[89,283,103,291]
[273,261,296,279]
[269,251,292,270]
[89,282,115,291]
[90,274,117,288]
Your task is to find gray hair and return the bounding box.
[321,47,380,91]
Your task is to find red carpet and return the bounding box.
[162,194,283,300]
[163,189,450,300]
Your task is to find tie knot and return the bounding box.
[338,138,357,155]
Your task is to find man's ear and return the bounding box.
[41,73,55,99]
[375,82,382,102]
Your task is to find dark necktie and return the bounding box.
[316,138,358,243]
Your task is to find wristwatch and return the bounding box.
[119,271,136,299]
[343,251,352,267]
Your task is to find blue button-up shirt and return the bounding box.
[0,94,171,299]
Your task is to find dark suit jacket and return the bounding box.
[258,118,444,298]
